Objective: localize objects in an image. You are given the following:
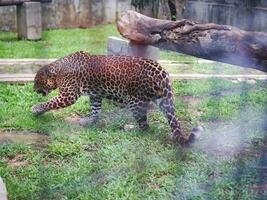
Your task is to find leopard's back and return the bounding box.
[64,52,171,102]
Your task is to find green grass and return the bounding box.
[0,24,198,62]
[1,79,267,200]
[164,62,266,75]
[0,24,120,58]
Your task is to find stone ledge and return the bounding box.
[0,73,35,83]
[1,73,267,83]
[107,37,160,61]
[0,59,56,65]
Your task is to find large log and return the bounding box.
[117,10,267,72]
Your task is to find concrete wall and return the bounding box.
[133,0,187,20]
[183,0,267,32]
[2,0,267,32]
[0,5,16,31]
[0,0,132,31]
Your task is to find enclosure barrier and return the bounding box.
[107,37,159,61]
[0,0,52,40]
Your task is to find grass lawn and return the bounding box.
[0,24,195,62]
[0,79,267,200]
[0,24,119,58]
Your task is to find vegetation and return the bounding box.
[0,24,187,61]
[0,24,120,58]
[0,79,267,200]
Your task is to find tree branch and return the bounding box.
[117,10,267,72]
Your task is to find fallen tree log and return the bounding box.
[117,10,267,72]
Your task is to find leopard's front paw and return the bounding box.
[31,104,45,115]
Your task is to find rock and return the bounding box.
[246,79,256,84]
[123,124,135,131]
[0,177,8,200]
[237,78,245,82]
[231,80,239,84]
[79,117,98,127]
[107,37,160,61]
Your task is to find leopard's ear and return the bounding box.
[35,66,49,82]
[43,66,51,76]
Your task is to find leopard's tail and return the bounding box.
[155,72,196,147]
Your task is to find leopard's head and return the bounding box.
[34,66,57,96]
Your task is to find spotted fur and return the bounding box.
[32,51,195,146]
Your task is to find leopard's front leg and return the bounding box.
[79,94,102,126]
[32,88,80,115]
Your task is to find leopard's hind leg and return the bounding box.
[80,94,102,126]
[128,100,149,131]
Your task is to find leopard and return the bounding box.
[32,51,195,146]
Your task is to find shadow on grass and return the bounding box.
[0,31,18,42]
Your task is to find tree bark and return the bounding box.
[117,10,267,72]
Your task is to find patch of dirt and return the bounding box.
[180,95,202,106]
[147,182,161,189]
[180,95,203,116]
[6,154,29,168]
[65,109,133,129]
[65,115,108,129]
[65,115,81,125]
[83,143,100,153]
[0,130,49,148]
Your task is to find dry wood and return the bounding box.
[117,10,267,72]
